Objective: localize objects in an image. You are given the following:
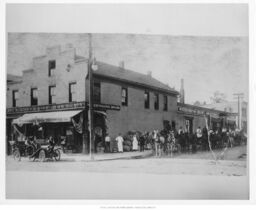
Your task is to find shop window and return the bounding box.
[69,82,76,102]
[121,87,128,106]
[163,95,168,111]
[48,60,56,76]
[31,88,38,106]
[12,90,19,107]
[144,91,150,109]
[93,81,101,104]
[154,93,159,110]
[49,85,56,104]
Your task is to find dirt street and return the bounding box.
[5,146,248,199]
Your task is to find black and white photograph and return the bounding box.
[1,1,255,205]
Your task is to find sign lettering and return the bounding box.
[7,101,120,114]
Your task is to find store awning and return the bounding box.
[12,110,83,125]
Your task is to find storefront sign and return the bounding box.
[177,106,219,118]
[7,101,120,114]
[93,103,120,111]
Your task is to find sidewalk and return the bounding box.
[60,150,153,162]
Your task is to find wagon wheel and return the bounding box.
[38,150,46,162]
[13,150,21,161]
[54,150,61,161]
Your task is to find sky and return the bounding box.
[6,4,249,104]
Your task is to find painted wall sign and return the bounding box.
[177,106,220,118]
[7,101,120,114]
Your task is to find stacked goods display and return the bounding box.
[123,131,142,152]
[123,132,133,152]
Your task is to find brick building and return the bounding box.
[7,44,236,154]
[6,45,179,153]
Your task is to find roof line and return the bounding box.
[93,73,179,96]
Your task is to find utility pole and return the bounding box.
[88,33,94,160]
[233,93,244,129]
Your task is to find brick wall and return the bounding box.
[99,80,178,138]
[7,46,88,108]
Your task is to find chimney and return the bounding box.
[180,78,185,104]
[119,61,125,70]
[147,71,152,77]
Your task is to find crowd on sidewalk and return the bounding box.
[94,125,247,156]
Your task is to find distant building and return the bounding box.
[175,80,237,133]
[202,101,247,131]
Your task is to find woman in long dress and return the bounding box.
[116,134,124,152]
[132,134,138,151]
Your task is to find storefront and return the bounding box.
[11,110,84,152]
[176,103,232,133]
[7,101,120,154]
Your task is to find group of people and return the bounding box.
[177,126,247,153]
[104,132,147,153]
[102,125,247,155]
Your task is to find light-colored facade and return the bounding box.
[7,45,87,108]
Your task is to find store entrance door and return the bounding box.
[185,117,193,134]
[93,111,107,153]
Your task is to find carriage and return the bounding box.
[10,138,40,161]
[30,139,61,162]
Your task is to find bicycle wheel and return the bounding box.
[54,149,61,161]
[13,150,21,161]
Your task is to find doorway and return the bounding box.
[185,117,193,134]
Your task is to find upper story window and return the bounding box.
[121,87,128,106]
[93,81,101,104]
[154,93,159,110]
[163,95,168,111]
[69,82,76,102]
[12,90,19,107]
[31,88,38,106]
[49,85,56,104]
[144,91,150,109]
[48,60,56,76]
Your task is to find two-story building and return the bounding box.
[6,45,179,153]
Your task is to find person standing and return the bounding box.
[196,126,202,150]
[139,133,145,152]
[132,134,138,151]
[104,133,111,153]
[202,126,209,151]
[116,133,124,153]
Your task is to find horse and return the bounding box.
[152,130,163,157]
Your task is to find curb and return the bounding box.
[62,151,154,162]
